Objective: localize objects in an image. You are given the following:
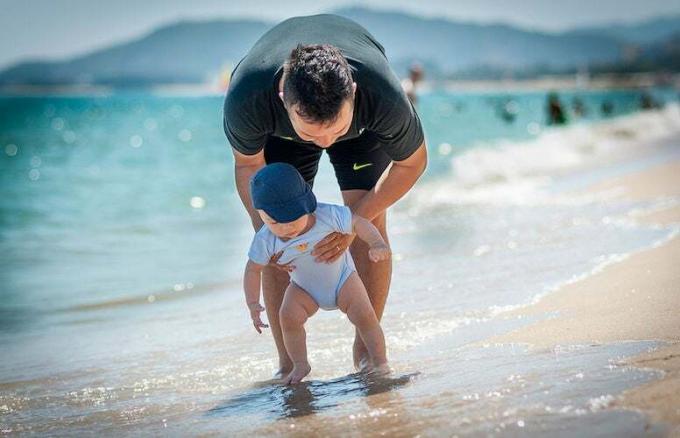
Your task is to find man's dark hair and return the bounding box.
[283,44,354,124]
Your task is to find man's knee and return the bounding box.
[371,212,387,238]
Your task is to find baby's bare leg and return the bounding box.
[279,282,319,385]
[337,272,388,369]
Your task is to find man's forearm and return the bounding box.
[353,142,427,221]
[235,163,265,231]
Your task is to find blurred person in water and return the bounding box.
[546,92,568,125]
[401,63,424,105]
[223,14,427,378]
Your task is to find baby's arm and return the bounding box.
[244,259,269,333]
[352,214,391,262]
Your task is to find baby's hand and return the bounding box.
[368,242,391,263]
[248,302,269,334]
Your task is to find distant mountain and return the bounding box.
[567,15,680,44]
[0,7,676,87]
[0,20,269,86]
[594,31,680,73]
[333,7,623,74]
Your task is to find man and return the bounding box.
[223,14,427,377]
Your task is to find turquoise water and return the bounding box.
[1,88,678,435]
[0,89,672,313]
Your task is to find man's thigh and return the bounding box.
[264,136,323,187]
[327,131,392,191]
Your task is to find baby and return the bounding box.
[244,163,390,385]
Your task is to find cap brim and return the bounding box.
[267,191,317,223]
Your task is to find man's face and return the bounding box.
[280,83,356,148]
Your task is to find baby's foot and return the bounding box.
[282,363,311,385]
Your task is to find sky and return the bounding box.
[1,0,679,70]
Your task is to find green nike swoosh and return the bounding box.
[353,162,373,171]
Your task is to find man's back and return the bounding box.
[223,14,423,160]
[228,14,387,98]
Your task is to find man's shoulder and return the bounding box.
[225,70,273,105]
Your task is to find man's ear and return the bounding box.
[278,91,284,102]
[352,82,357,94]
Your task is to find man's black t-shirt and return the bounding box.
[223,14,424,161]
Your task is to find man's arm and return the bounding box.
[352,141,427,220]
[312,142,427,263]
[233,147,267,231]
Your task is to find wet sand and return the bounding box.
[486,159,680,436]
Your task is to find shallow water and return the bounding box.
[1,89,679,435]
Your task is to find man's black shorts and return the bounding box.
[263,131,392,191]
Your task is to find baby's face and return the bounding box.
[258,210,310,239]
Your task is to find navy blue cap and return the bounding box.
[250,163,317,223]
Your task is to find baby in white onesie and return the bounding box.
[244,163,390,385]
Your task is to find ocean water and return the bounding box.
[1,88,679,436]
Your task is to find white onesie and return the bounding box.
[248,203,356,310]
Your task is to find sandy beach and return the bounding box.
[487,159,680,436]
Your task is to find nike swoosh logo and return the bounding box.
[353,162,373,171]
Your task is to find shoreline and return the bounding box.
[1,72,677,97]
[484,159,680,435]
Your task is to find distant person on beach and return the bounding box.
[498,98,518,123]
[546,92,567,125]
[223,14,427,378]
[572,97,587,118]
[244,163,390,384]
[401,63,424,104]
[601,100,614,117]
[640,92,660,110]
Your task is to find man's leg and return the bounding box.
[342,189,392,369]
[262,266,293,376]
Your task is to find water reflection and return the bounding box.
[207,371,418,420]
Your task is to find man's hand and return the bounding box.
[312,232,356,263]
[368,242,391,263]
[267,251,295,272]
[248,302,269,333]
